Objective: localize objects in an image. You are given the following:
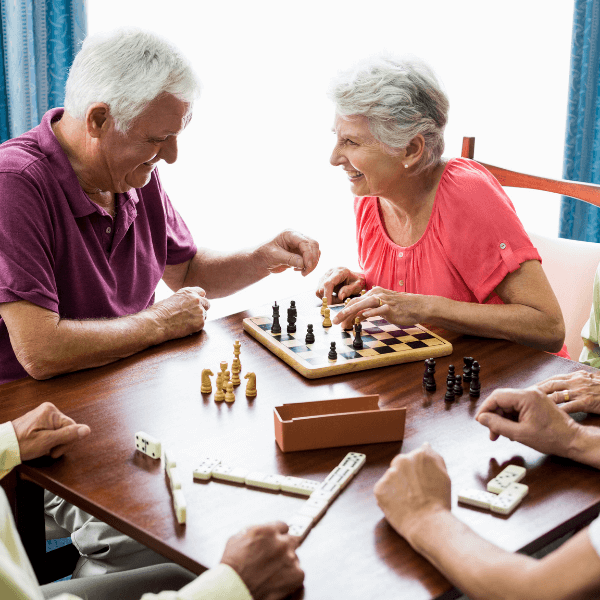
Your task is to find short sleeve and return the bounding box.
[435,160,541,303]
[0,172,59,312]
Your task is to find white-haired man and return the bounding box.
[0,28,319,576]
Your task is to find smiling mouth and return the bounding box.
[346,169,363,180]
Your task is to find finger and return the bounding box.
[475,388,522,419]
[323,280,335,306]
[332,299,366,324]
[476,412,520,441]
[559,399,590,413]
[50,408,77,431]
[297,240,320,275]
[536,379,570,396]
[46,424,90,458]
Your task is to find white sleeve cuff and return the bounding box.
[177,563,252,600]
[588,516,600,559]
[0,422,21,480]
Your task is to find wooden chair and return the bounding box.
[461,137,600,360]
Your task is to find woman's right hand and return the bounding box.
[316,267,365,305]
[535,370,600,414]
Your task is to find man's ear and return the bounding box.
[85,103,111,139]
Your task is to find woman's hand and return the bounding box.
[316,267,365,306]
[535,370,600,414]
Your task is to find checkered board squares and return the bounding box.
[243,304,452,379]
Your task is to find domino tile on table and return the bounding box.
[458,489,498,510]
[245,472,283,491]
[135,431,161,459]
[280,476,321,496]
[211,465,250,484]
[172,489,187,524]
[163,449,176,476]
[168,467,182,491]
[487,465,526,494]
[192,458,222,481]
[490,483,529,515]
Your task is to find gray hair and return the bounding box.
[328,55,449,172]
[64,28,201,132]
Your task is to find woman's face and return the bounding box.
[330,115,406,198]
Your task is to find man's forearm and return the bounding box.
[567,424,600,470]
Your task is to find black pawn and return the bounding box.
[352,321,363,350]
[469,361,481,397]
[453,374,463,396]
[423,358,436,391]
[287,307,297,333]
[446,364,455,385]
[271,302,281,334]
[328,342,337,360]
[444,365,456,401]
[305,324,315,344]
[463,357,474,382]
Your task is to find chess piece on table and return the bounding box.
[214,372,225,401]
[463,357,474,382]
[271,302,282,334]
[469,361,481,397]
[423,358,436,391]
[453,374,463,396]
[287,306,297,333]
[233,340,241,369]
[446,365,455,386]
[321,297,328,316]
[223,370,231,388]
[305,324,315,344]
[328,342,337,361]
[352,318,363,349]
[444,365,456,401]
[323,308,332,328]
[231,358,241,386]
[201,369,213,394]
[225,381,235,402]
[245,372,257,397]
[290,300,297,319]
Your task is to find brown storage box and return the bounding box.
[274,395,406,452]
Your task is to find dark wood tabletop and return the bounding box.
[2,293,599,600]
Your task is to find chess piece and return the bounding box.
[444,365,456,401]
[214,372,225,401]
[469,361,481,397]
[322,308,332,327]
[271,302,281,334]
[446,365,455,385]
[453,374,463,396]
[290,300,297,319]
[328,342,337,361]
[244,372,257,397]
[223,370,231,388]
[225,381,235,402]
[305,324,315,344]
[233,340,241,369]
[320,297,328,316]
[463,357,474,382]
[231,357,241,385]
[423,358,436,391]
[287,306,297,333]
[352,318,363,349]
[200,369,214,394]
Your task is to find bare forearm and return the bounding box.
[567,424,600,469]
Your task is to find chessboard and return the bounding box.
[243,302,453,379]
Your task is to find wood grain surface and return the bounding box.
[2,293,600,600]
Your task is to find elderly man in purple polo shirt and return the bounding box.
[0,28,320,577]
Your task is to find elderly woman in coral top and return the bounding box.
[317,55,566,355]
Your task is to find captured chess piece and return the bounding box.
[423,358,436,391]
[287,306,297,333]
[352,318,363,350]
[320,297,328,316]
[453,374,463,396]
[244,372,257,397]
[444,365,456,401]
[469,361,481,397]
[328,342,338,361]
[271,301,282,334]
[231,357,241,386]
[225,381,235,403]
[200,368,213,394]
[463,357,474,382]
[323,308,332,328]
[305,324,315,344]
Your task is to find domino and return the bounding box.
[307,487,339,506]
[163,449,176,475]
[458,489,498,510]
[286,513,314,541]
[211,465,250,483]
[487,465,526,494]
[280,476,321,496]
[338,452,366,473]
[193,458,221,481]
[168,466,182,491]
[298,496,329,521]
[135,431,161,459]
[172,489,187,524]
[245,472,283,491]
[490,482,529,516]
[323,465,354,489]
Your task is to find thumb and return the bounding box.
[47,424,90,458]
[272,248,304,270]
[477,412,520,441]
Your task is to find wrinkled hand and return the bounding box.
[332,286,427,329]
[316,267,364,306]
[150,287,210,342]
[534,370,600,414]
[475,386,581,456]
[12,403,90,461]
[256,230,320,277]
[374,443,451,543]
[220,522,304,600]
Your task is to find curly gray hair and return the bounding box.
[328,55,449,172]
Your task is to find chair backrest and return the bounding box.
[461,137,600,359]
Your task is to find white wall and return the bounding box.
[88,0,574,317]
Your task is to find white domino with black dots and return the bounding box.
[135,431,161,459]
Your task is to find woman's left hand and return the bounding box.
[332,286,429,329]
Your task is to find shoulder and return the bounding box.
[0,133,47,176]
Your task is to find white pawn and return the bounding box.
[225,381,235,403]
[214,372,225,402]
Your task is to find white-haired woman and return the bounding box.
[317,56,567,356]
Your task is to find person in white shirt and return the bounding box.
[0,402,304,600]
[374,370,600,600]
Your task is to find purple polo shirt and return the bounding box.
[0,108,197,384]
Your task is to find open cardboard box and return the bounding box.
[274,395,406,452]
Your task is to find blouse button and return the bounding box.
[398,251,404,258]
[106,227,112,234]
[500,242,506,249]
[398,280,404,286]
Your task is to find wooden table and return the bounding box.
[2,294,600,600]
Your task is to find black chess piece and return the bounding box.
[463,357,474,382]
[423,358,436,391]
[352,320,363,350]
[453,374,463,396]
[287,307,297,333]
[469,361,481,397]
[444,365,456,401]
[328,342,337,360]
[271,301,281,334]
[446,364,455,384]
[290,300,297,319]
[305,324,315,344]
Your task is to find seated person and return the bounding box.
[374,370,600,600]
[316,55,566,356]
[1,403,304,600]
[581,262,600,367]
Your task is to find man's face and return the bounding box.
[98,93,191,193]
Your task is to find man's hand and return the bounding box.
[316,267,365,306]
[220,522,304,600]
[374,443,451,544]
[475,386,582,456]
[149,287,210,342]
[256,230,320,277]
[12,403,90,461]
[534,370,600,414]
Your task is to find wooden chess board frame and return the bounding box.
[243,304,453,379]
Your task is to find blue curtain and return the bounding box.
[0,0,87,144]
[560,0,600,241]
